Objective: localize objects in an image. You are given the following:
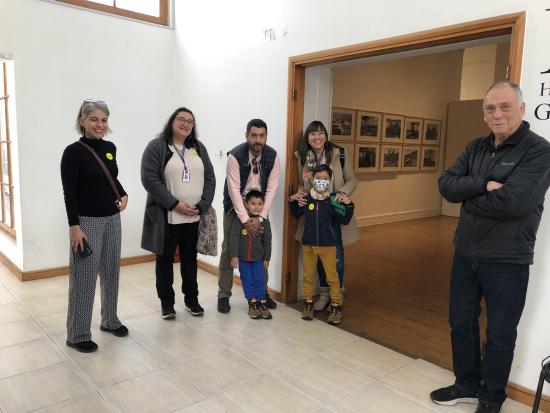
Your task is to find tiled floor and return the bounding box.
[0,262,531,413]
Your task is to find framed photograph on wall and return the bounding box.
[422,119,442,145]
[382,114,404,143]
[331,108,355,141]
[354,144,379,173]
[337,142,354,168]
[421,147,439,171]
[404,117,423,144]
[401,146,421,171]
[356,111,382,142]
[380,145,402,172]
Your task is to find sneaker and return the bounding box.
[66,340,98,353]
[475,401,501,413]
[185,302,205,317]
[430,385,478,406]
[265,293,277,309]
[161,305,176,320]
[100,324,129,337]
[258,302,272,319]
[302,300,314,320]
[327,304,342,325]
[248,301,260,319]
[217,297,231,313]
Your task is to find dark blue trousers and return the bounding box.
[318,224,344,288]
[449,252,529,406]
[239,260,265,301]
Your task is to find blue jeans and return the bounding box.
[239,260,265,301]
[449,252,529,406]
[318,224,344,288]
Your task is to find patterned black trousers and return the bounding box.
[66,214,122,344]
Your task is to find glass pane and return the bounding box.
[116,0,159,17]
[88,0,114,5]
[3,184,10,226]
[0,109,5,141]
[0,143,6,182]
[0,64,5,97]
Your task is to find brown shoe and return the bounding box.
[258,301,272,319]
[327,304,342,325]
[302,300,314,320]
[248,301,260,319]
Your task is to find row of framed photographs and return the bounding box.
[339,143,439,173]
[331,107,442,145]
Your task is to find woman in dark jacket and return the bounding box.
[141,107,215,319]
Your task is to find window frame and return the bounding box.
[55,0,169,26]
[0,62,15,238]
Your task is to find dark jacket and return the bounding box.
[439,121,550,265]
[289,193,354,247]
[229,218,272,261]
[223,142,277,213]
[140,136,216,255]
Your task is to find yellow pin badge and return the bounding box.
[106,153,113,160]
[308,203,315,210]
[242,229,248,236]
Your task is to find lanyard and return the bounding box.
[171,144,190,183]
[315,150,325,167]
[171,144,188,172]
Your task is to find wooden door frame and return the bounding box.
[281,12,526,303]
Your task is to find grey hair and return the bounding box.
[484,80,523,104]
[75,100,111,135]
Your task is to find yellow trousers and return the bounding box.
[302,245,340,304]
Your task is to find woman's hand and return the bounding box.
[337,193,351,204]
[70,225,87,252]
[117,195,128,212]
[289,191,307,207]
[176,201,199,216]
[263,260,269,269]
[231,257,239,269]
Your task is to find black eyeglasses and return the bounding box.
[251,157,259,174]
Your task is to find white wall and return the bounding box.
[1,0,550,395]
[0,0,184,271]
[173,0,550,394]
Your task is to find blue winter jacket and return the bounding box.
[289,193,354,247]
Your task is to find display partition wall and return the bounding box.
[279,11,542,410]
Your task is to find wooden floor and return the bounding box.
[296,216,464,370]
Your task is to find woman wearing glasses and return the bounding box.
[141,107,215,319]
[289,120,358,311]
[61,99,129,353]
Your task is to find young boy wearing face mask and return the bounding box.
[289,164,354,325]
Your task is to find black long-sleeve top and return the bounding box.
[61,137,127,226]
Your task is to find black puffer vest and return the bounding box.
[223,142,277,213]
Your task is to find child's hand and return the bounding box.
[263,260,269,269]
[337,193,351,204]
[231,257,239,269]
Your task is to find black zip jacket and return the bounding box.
[289,193,354,247]
[439,121,550,265]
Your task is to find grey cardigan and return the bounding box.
[140,136,216,255]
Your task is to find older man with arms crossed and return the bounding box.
[431,81,550,413]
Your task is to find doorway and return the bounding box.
[280,12,525,356]
[281,10,524,301]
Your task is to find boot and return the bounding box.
[314,287,330,311]
[327,287,345,312]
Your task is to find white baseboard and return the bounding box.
[356,208,442,227]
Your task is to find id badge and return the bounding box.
[182,169,191,183]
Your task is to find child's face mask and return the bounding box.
[313,178,330,193]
